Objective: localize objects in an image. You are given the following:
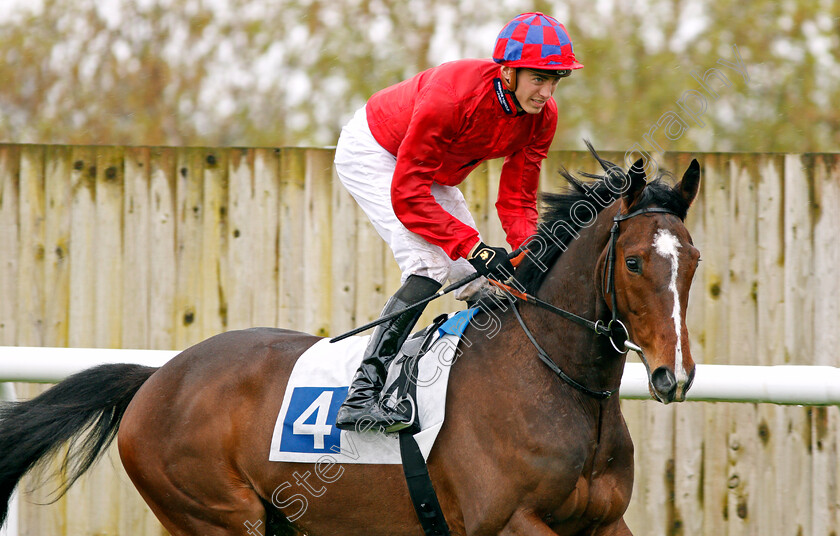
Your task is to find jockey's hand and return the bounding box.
[467,242,515,281]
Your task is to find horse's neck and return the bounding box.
[519,207,625,399]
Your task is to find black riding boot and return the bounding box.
[335,274,441,433]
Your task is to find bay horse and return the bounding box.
[0,147,700,535]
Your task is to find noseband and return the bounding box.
[498,206,679,400]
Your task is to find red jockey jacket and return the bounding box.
[365,58,558,260]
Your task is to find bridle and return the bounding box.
[493,206,680,400]
[601,207,679,353]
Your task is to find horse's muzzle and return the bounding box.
[650,364,696,403]
[651,366,678,403]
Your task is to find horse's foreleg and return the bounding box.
[498,509,558,536]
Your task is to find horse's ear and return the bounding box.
[623,157,647,208]
[677,159,701,206]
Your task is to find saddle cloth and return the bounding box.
[268,309,477,464]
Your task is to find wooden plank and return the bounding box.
[330,151,357,336]
[699,153,730,535]
[225,147,280,331]
[461,161,490,244]
[24,146,75,534]
[483,157,506,248]
[94,147,124,350]
[0,145,20,346]
[278,148,306,330]
[725,155,759,535]
[201,148,229,334]
[755,155,786,363]
[302,149,334,336]
[252,148,280,328]
[227,148,255,331]
[122,147,151,349]
[755,154,786,534]
[638,403,676,535]
[671,401,705,536]
[810,154,840,534]
[540,149,568,193]
[782,154,814,536]
[43,146,73,347]
[68,146,97,349]
[620,399,645,533]
[14,146,65,535]
[173,148,204,349]
[148,148,177,351]
[66,146,97,536]
[16,145,46,347]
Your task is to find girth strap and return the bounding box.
[399,431,451,536]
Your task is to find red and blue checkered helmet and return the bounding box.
[493,12,583,73]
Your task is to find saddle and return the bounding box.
[269,308,477,465]
[380,313,451,428]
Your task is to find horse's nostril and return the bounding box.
[651,366,676,397]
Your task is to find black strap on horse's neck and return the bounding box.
[501,285,610,336]
[506,293,614,400]
[399,430,451,536]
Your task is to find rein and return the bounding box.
[505,292,614,399]
[492,206,679,400]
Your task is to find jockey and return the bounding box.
[334,12,583,433]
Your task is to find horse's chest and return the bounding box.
[552,412,634,528]
[553,468,631,529]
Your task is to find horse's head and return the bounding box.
[594,154,701,403]
[513,146,701,404]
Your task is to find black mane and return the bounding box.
[513,146,691,294]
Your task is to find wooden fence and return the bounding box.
[0,144,838,535]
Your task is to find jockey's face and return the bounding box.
[501,67,562,114]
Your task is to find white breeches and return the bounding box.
[334,106,485,300]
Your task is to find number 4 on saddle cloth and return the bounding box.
[269,309,478,464]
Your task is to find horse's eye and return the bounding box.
[625,257,642,273]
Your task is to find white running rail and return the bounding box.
[0,346,839,406]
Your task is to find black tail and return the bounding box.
[0,363,157,525]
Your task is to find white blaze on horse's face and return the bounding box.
[652,228,689,397]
